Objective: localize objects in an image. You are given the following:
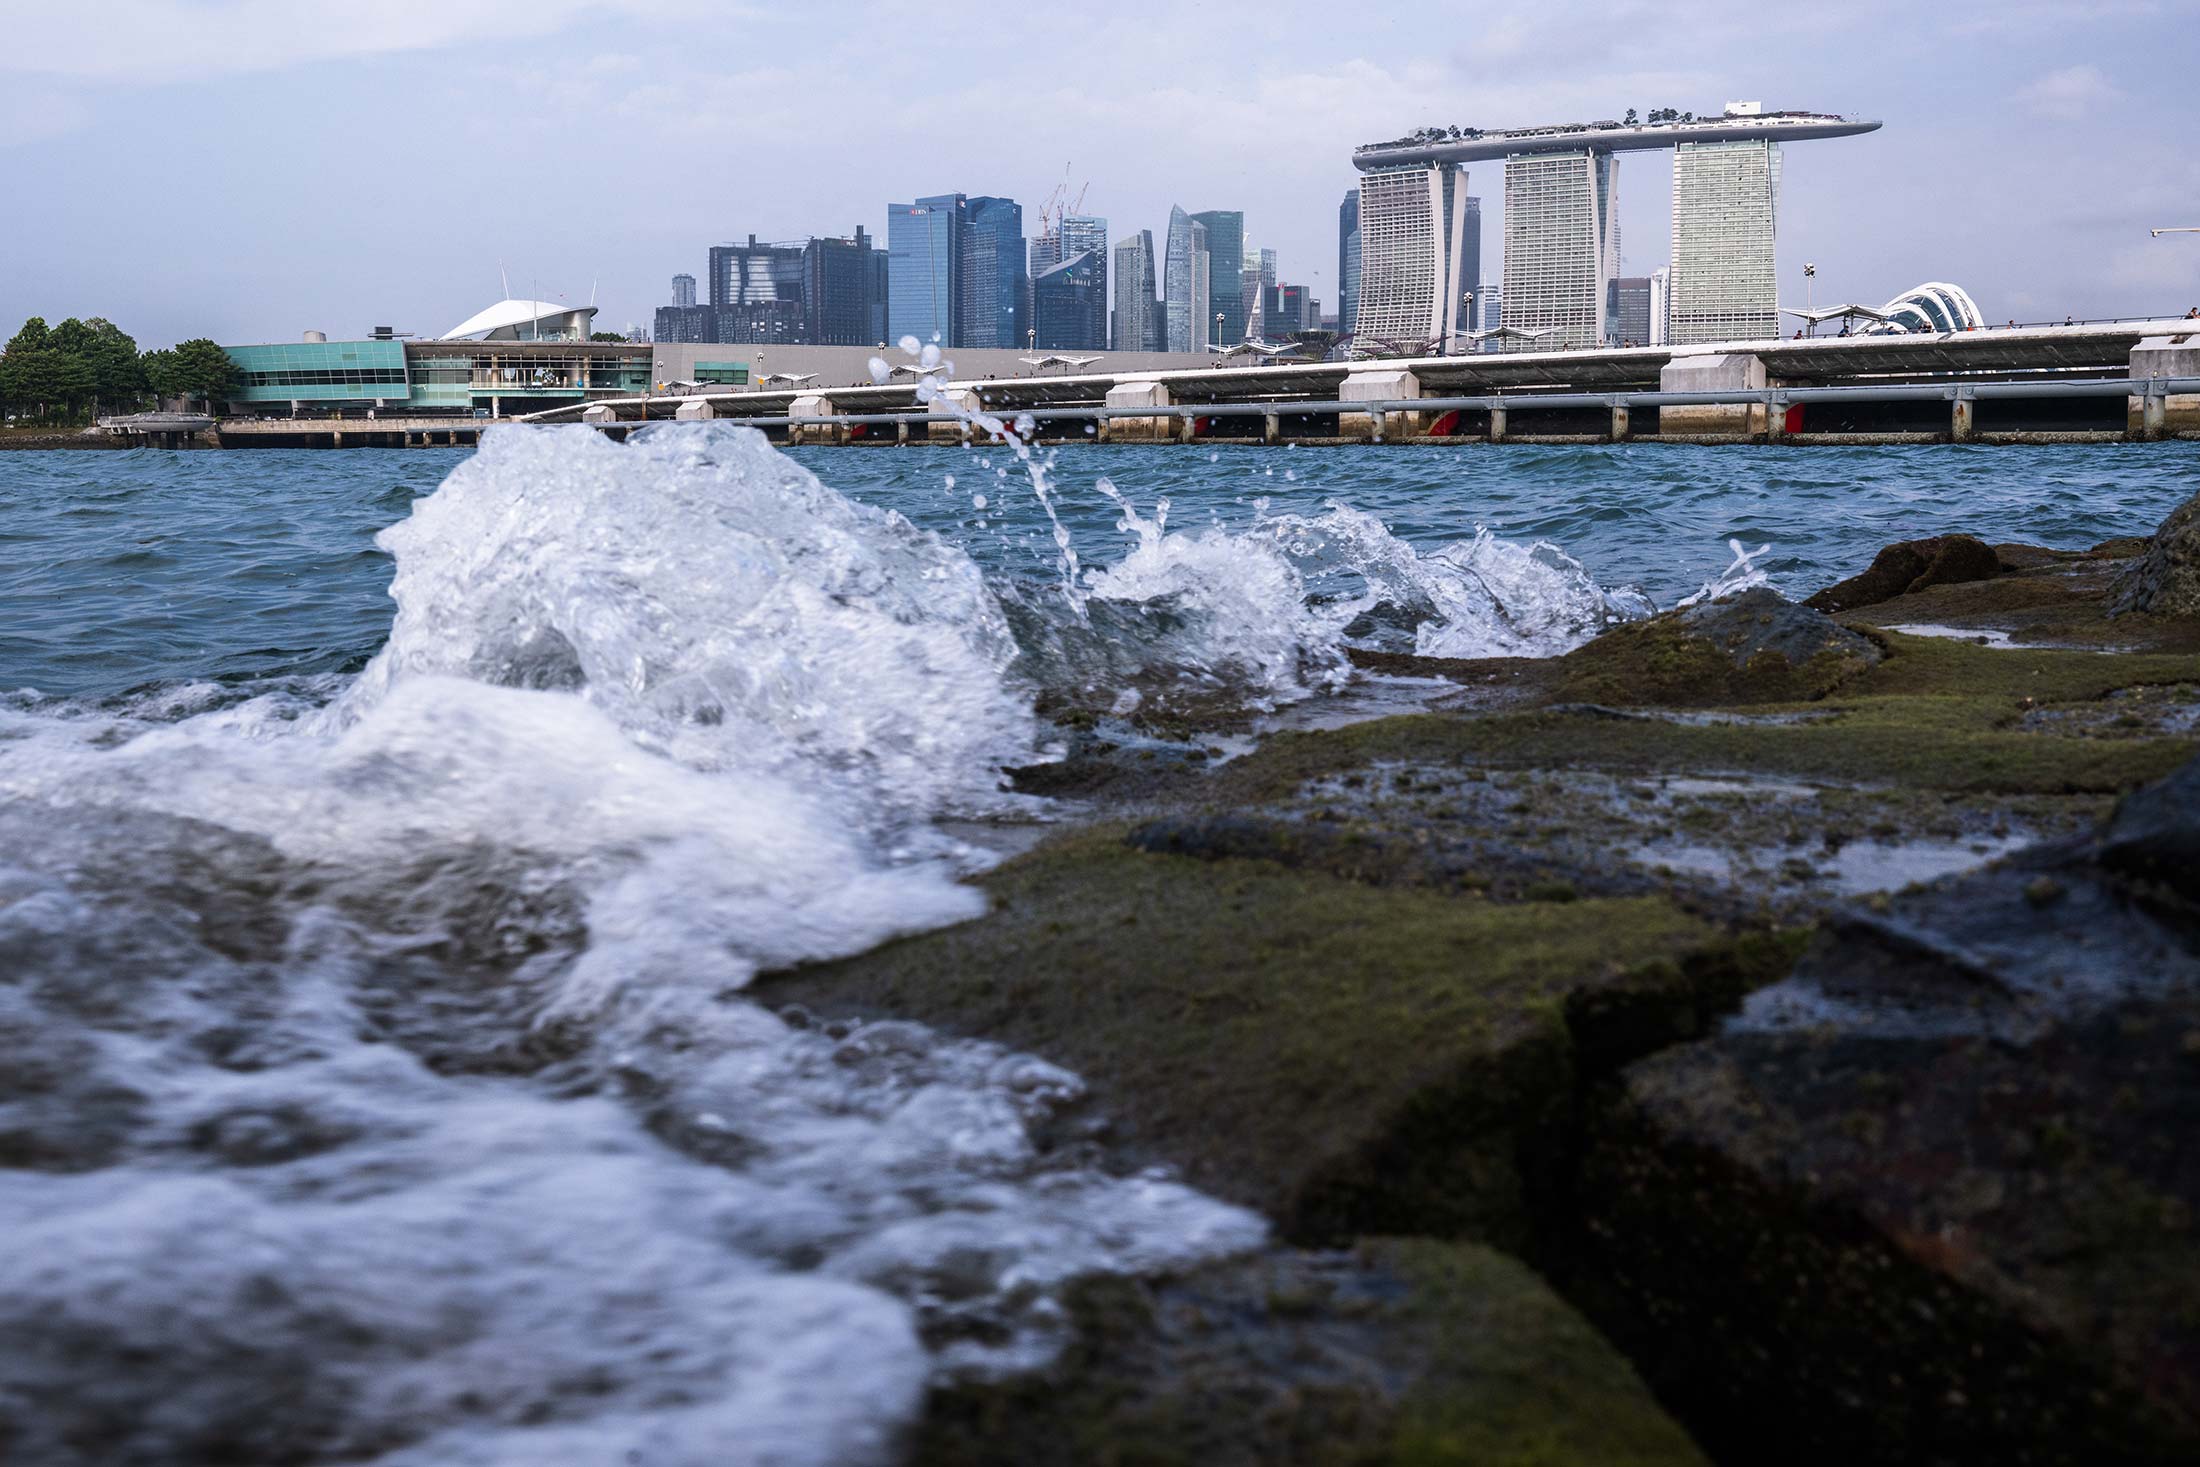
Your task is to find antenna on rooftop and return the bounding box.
[501,260,511,301]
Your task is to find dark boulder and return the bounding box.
[1577,755,2200,1465]
[1805,534,2004,613]
[2110,491,2200,618]
[1556,587,1882,706]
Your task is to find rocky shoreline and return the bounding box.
[760,500,2200,1464]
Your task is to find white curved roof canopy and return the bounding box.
[440,299,599,341]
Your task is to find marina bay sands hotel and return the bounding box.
[1351,105,1881,351]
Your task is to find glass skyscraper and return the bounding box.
[1112,229,1158,353]
[1668,138,1781,344]
[670,273,696,308]
[801,226,888,346]
[1500,150,1618,350]
[1190,210,1245,345]
[1033,250,1107,349]
[1163,206,1195,353]
[958,195,1026,349]
[888,194,964,346]
[1337,190,1360,337]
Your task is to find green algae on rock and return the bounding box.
[916,1240,1710,1467]
[766,827,1799,1250]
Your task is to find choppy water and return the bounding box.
[0,428,2194,1464]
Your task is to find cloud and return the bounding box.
[2016,64,2120,120]
[0,0,673,83]
[0,84,93,148]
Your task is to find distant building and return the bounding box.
[1475,281,1501,338]
[704,235,807,345]
[1607,275,1653,346]
[1668,137,1781,344]
[1163,206,1196,353]
[1033,249,1107,349]
[1191,211,1246,344]
[1338,189,1361,337]
[1266,283,1314,331]
[1356,162,1474,351]
[1501,150,1618,349]
[959,195,1026,348]
[1649,268,1668,345]
[670,273,696,309]
[1244,246,1276,338]
[1112,229,1160,353]
[889,194,965,346]
[802,226,887,346]
[653,304,715,344]
[1190,219,1212,352]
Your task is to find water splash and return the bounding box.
[1677,537,1775,607]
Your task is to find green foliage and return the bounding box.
[588,331,627,342]
[1,314,151,424]
[167,338,240,409]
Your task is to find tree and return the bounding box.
[6,317,51,357]
[168,338,240,411]
[81,318,146,409]
[140,347,182,402]
[1624,107,1638,125]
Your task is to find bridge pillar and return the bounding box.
[580,404,618,425]
[1263,410,1280,444]
[2130,336,2200,440]
[1340,368,1420,441]
[673,398,717,422]
[789,394,839,443]
[1658,353,1770,439]
[1101,380,1175,443]
[1488,405,1507,443]
[1609,404,1630,442]
[1950,391,1978,444]
[926,388,982,442]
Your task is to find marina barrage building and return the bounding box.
[1352,105,1879,351]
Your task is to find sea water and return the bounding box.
[0,427,2193,1463]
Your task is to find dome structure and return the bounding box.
[440,299,599,342]
[1863,282,1983,336]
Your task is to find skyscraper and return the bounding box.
[1338,189,1361,337]
[889,194,964,345]
[1191,211,1245,345]
[1190,219,1211,352]
[1500,150,1618,350]
[1355,162,1473,350]
[1649,266,1670,345]
[1033,250,1107,349]
[1668,137,1781,344]
[671,273,696,308]
[1163,206,1195,352]
[704,236,806,344]
[1113,229,1159,353]
[959,195,1026,349]
[1607,276,1653,347]
[802,226,888,346]
[1242,246,1277,339]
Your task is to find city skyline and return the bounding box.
[3,1,2196,348]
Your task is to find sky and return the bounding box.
[2,0,2197,349]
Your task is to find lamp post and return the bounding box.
[1214,311,1224,354]
[1803,263,1817,336]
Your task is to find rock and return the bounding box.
[764,827,1797,1250]
[2110,492,2200,618]
[1575,758,2200,1464]
[1553,588,1882,706]
[1805,534,2005,613]
[916,1239,1710,1466]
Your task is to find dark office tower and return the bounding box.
[802,225,887,346]
[705,235,806,342]
[1032,215,1108,294]
[1338,190,1360,336]
[1267,283,1313,330]
[889,194,965,346]
[1606,275,1653,346]
[671,273,697,308]
[1112,229,1158,353]
[1033,250,1107,349]
[1190,211,1245,344]
[869,246,889,344]
[653,304,716,344]
[1456,195,1484,335]
[958,195,1026,349]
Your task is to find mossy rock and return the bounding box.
[1221,633,2200,804]
[1550,589,1881,708]
[765,829,1799,1248]
[915,1239,1710,1466]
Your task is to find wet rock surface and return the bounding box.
[1803,534,2004,613]
[768,528,2200,1466]
[919,1239,1708,1467]
[2111,490,2200,618]
[1579,759,2200,1464]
